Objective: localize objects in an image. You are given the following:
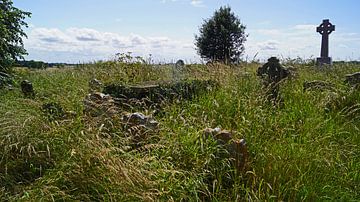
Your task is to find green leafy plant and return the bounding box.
[0,0,31,73]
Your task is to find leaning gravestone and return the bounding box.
[316,19,335,66]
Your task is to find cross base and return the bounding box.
[316,57,332,66]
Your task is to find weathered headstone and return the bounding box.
[257,57,289,102]
[175,59,185,68]
[173,59,185,81]
[21,80,35,98]
[257,57,289,84]
[316,19,335,65]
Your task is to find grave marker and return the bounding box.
[316,19,335,65]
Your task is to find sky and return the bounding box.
[12,0,360,63]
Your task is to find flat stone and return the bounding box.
[303,80,336,91]
[103,80,218,104]
[345,72,360,86]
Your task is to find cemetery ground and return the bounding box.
[0,59,359,201]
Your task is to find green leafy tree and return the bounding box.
[195,6,247,64]
[0,0,31,73]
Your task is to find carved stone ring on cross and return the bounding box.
[316,19,335,35]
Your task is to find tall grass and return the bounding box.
[1,61,359,201]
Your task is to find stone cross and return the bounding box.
[316,19,335,65]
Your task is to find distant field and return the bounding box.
[1,61,359,201]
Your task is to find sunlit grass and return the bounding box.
[1,60,359,201]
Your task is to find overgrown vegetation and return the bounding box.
[0,59,359,201]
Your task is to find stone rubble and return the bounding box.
[203,127,249,172]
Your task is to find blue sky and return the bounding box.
[13,0,360,63]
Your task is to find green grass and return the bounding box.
[1,61,359,201]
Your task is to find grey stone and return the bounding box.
[316,19,335,66]
[21,80,35,98]
[122,112,159,130]
[345,72,360,86]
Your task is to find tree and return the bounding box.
[0,0,31,73]
[195,6,247,64]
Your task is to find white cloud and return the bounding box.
[293,24,317,31]
[190,0,204,7]
[257,40,279,51]
[24,27,197,63]
[161,0,205,7]
[256,29,282,36]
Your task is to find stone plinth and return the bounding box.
[316,57,332,65]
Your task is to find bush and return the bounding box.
[195,6,247,64]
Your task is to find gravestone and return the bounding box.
[316,19,335,65]
[175,59,185,68]
[173,59,185,81]
[257,57,289,84]
[21,80,35,98]
[257,57,289,103]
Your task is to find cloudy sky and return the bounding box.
[13,0,360,63]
